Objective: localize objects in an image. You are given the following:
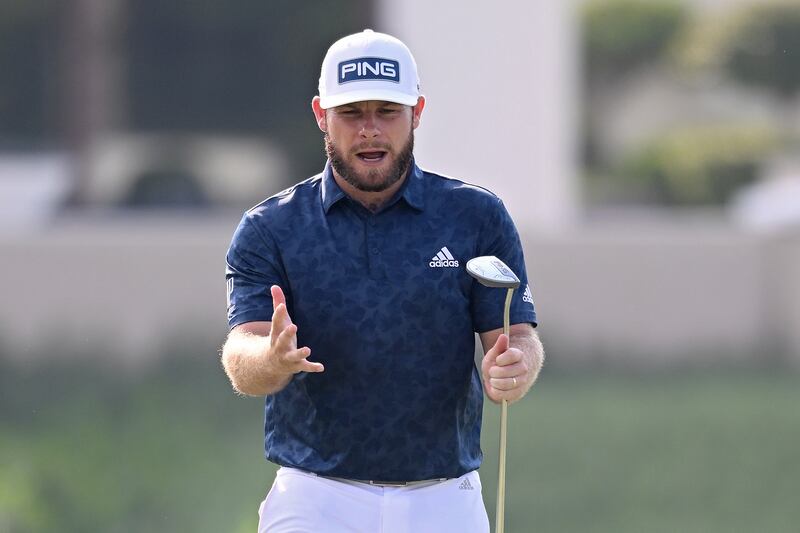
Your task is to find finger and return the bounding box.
[495,347,523,367]
[296,358,325,373]
[269,306,289,346]
[271,303,293,335]
[283,345,310,363]
[270,286,293,329]
[488,362,526,379]
[271,301,285,323]
[271,285,286,308]
[489,376,520,391]
[283,347,324,373]
[274,323,298,352]
[288,346,325,372]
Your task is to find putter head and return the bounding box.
[466,256,521,289]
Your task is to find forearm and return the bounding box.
[221,332,292,396]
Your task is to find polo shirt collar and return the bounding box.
[401,161,426,211]
[321,160,346,213]
[321,158,426,214]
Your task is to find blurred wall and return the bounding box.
[527,221,799,366]
[376,0,581,232]
[0,216,234,364]
[2,218,798,366]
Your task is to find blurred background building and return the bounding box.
[2,0,799,364]
[1,1,800,531]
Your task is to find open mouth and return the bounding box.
[356,150,388,163]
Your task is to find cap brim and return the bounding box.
[319,90,420,109]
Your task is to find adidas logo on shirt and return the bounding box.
[522,284,534,304]
[429,246,459,268]
[458,478,474,490]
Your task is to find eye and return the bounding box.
[380,107,400,115]
[336,107,360,116]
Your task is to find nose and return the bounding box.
[359,112,380,138]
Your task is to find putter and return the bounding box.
[466,256,520,533]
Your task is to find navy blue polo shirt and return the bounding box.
[226,159,537,481]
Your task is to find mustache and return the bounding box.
[350,142,392,154]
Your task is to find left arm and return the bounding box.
[479,323,544,404]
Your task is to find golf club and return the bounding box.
[466,256,520,533]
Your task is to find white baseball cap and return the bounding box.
[318,29,421,109]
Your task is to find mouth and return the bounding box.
[355,150,388,164]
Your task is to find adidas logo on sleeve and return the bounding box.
[522,284,534,303]
[429,246,459,268]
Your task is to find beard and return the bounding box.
[325,129,414,193]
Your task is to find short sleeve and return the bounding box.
[225,212,287,329]
[470,198,538,332]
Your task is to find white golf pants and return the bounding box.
[258,467,490,533]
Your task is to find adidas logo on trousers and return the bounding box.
[458,478,474,490]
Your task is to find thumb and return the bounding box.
[482,333,508,374]
[492,333,509,357]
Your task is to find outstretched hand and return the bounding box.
[268,285,324,375]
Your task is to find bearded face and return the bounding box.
[325,126,414,193]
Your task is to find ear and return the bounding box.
[411,96,426,129]
[311,96,327,132]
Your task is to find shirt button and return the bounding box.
[372,248,379,255]
[368,219,376,226]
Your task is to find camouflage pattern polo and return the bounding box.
[226,159,537,481]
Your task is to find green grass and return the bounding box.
[1,354,798,532]
[481,371,800,533]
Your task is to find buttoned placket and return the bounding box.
[365,214,382,279]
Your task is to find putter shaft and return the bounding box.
[496,287,514,533]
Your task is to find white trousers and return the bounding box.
[258,467,490,533]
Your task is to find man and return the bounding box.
[222,29,544,533]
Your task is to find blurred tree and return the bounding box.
[674,1,800,99]
[581,0,800,207]
[619,124,782,205]
[581,0,688,170]
[582,0,688,82]
[125,0,373,185]
[723,3,800,98]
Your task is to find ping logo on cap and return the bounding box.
[338,57,399,84]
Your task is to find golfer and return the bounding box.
[222,29,545,533]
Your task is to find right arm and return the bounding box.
[221,285,323,396]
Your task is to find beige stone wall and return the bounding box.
[1,216,797,367]
[0,215,235,364]
[523,222,783,366]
